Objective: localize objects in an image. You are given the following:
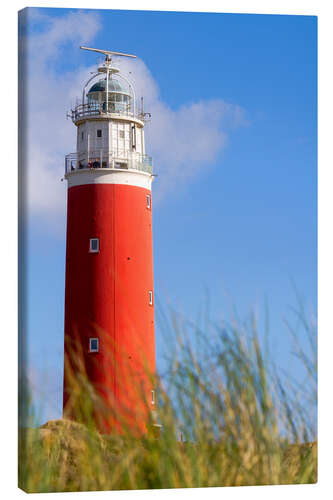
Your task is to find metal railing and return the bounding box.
[70,102,145,123]
[65,150,153,175]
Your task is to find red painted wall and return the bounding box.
[63,182,156,434]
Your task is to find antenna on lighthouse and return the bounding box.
[79,45,138,113]
[80,46,137,60]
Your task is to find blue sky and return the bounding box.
[19,8,317,423]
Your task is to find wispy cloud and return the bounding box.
[115,57,247,201]
[20,9,247,229]
[19,9,101,232]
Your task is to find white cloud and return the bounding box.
[20,10,101,232]
[114,57,247,201]
[20,9,246,228]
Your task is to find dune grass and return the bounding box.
[18,304,317,492]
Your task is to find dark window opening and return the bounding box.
[97,129,102,138]
[89,338,99,352]
[89,238,99,253]
[132,124,136,150]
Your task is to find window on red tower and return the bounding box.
[89,338,99,353]
[149,290,153,306]
[89,238,99,253]
[146,194,151,209]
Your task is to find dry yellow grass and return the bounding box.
[19,306,317,492]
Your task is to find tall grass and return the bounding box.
[18,304,317,492]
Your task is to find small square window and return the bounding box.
[149,290,153,306]
[146,194,151,209]
[89,238,99,253]
[89,338,99,352]
[97,129,102,138]
[119,130,125,139]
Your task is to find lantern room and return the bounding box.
[87,77,132,114]
[64,46,153,176]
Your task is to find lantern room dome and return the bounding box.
[88,78,130,95]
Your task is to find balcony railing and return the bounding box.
[65,150,153,176]
[70,102,145,123]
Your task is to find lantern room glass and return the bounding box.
[87,78,131,113]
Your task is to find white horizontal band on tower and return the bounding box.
[66,169,153,190]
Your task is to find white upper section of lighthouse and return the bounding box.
[65,47,153,189]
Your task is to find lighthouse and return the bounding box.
[63,47,157,434]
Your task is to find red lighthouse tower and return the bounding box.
[63,47,156,434]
